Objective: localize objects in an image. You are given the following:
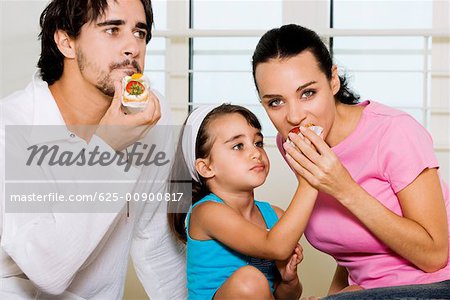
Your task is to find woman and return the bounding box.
[252,24,450,299]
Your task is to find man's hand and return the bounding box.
[95,81,161,151]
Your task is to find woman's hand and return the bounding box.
[276,243,303,283]
[283,126,358,202]
[336,285,364,293]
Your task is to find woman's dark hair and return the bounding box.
[252,24,359,105]
[168,104,262,243]
[37,0,153,85]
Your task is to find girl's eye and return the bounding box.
[134,30,147,39]
[105,27,119,35]
[301,90,315,100]
[255,141,264,148]
[268,98,284,108]
[232,143,244,150]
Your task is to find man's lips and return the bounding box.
[115,67,137,75]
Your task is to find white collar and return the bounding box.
[29,70,76,145]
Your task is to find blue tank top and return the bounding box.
[186,193,279,300]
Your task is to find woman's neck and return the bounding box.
[326,102,365,148]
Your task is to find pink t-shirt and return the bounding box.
[276,100,450,289]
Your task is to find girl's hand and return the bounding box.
[283,126,358,201]
[276,243,303,283]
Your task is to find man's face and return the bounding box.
[75,0,148,97]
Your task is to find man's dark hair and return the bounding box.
[37,0,153,85]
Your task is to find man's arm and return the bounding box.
[130,94,187,299]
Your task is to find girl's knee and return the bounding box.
[230,266,271,296]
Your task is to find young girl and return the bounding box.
[168,104,319,299]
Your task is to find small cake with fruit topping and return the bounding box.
[122,73,150,112]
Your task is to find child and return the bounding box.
[168,104,318,299]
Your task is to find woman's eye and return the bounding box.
[268,98,284,108]
[105,27,119,35]
[232,143,244,150]
[255,141,264,148]
[134,30,147,39]
[301,90,315,100]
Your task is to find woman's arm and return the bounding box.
[286,128,449,273]
[328,265,349,295]
[343,168,448,272]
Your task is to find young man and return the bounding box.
[0,0,186,299]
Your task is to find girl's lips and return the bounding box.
[250,164,266,171]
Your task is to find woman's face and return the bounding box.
[254,51,340,142]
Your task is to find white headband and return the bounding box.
[181,105,219,183]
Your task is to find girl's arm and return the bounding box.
[273,243,302,299]
[272,207,303,299]
[287,128,449,273]
[190,181,318,261]
[274,277,302,299]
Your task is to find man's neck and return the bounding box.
[49,72,111,127]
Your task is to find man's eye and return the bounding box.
[134,30,147,39]
[255,141,264,148]
[105,27,119,35]
[268,98,284,108]
[232,143,244,150]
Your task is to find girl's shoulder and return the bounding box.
[190,193,228,218]
[187,194,230,241]
[270,205,284,218]
[192,193,224,208]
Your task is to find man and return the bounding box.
[0,0,186,299]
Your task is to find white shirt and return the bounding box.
[0,72,187,299]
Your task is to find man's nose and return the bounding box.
[122,34,141,59]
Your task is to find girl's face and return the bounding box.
[254,51,340,142]
[201,113,270,192]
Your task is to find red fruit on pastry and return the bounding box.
[289,127,301,135]
[125,81,145,95]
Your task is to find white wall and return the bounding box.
[0,0,47,97]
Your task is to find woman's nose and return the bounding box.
[286,101,306,125]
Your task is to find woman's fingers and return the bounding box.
[285,152,315,184]
[299,126,329,155]
[288,132,322,164]
[284,142,321,181]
